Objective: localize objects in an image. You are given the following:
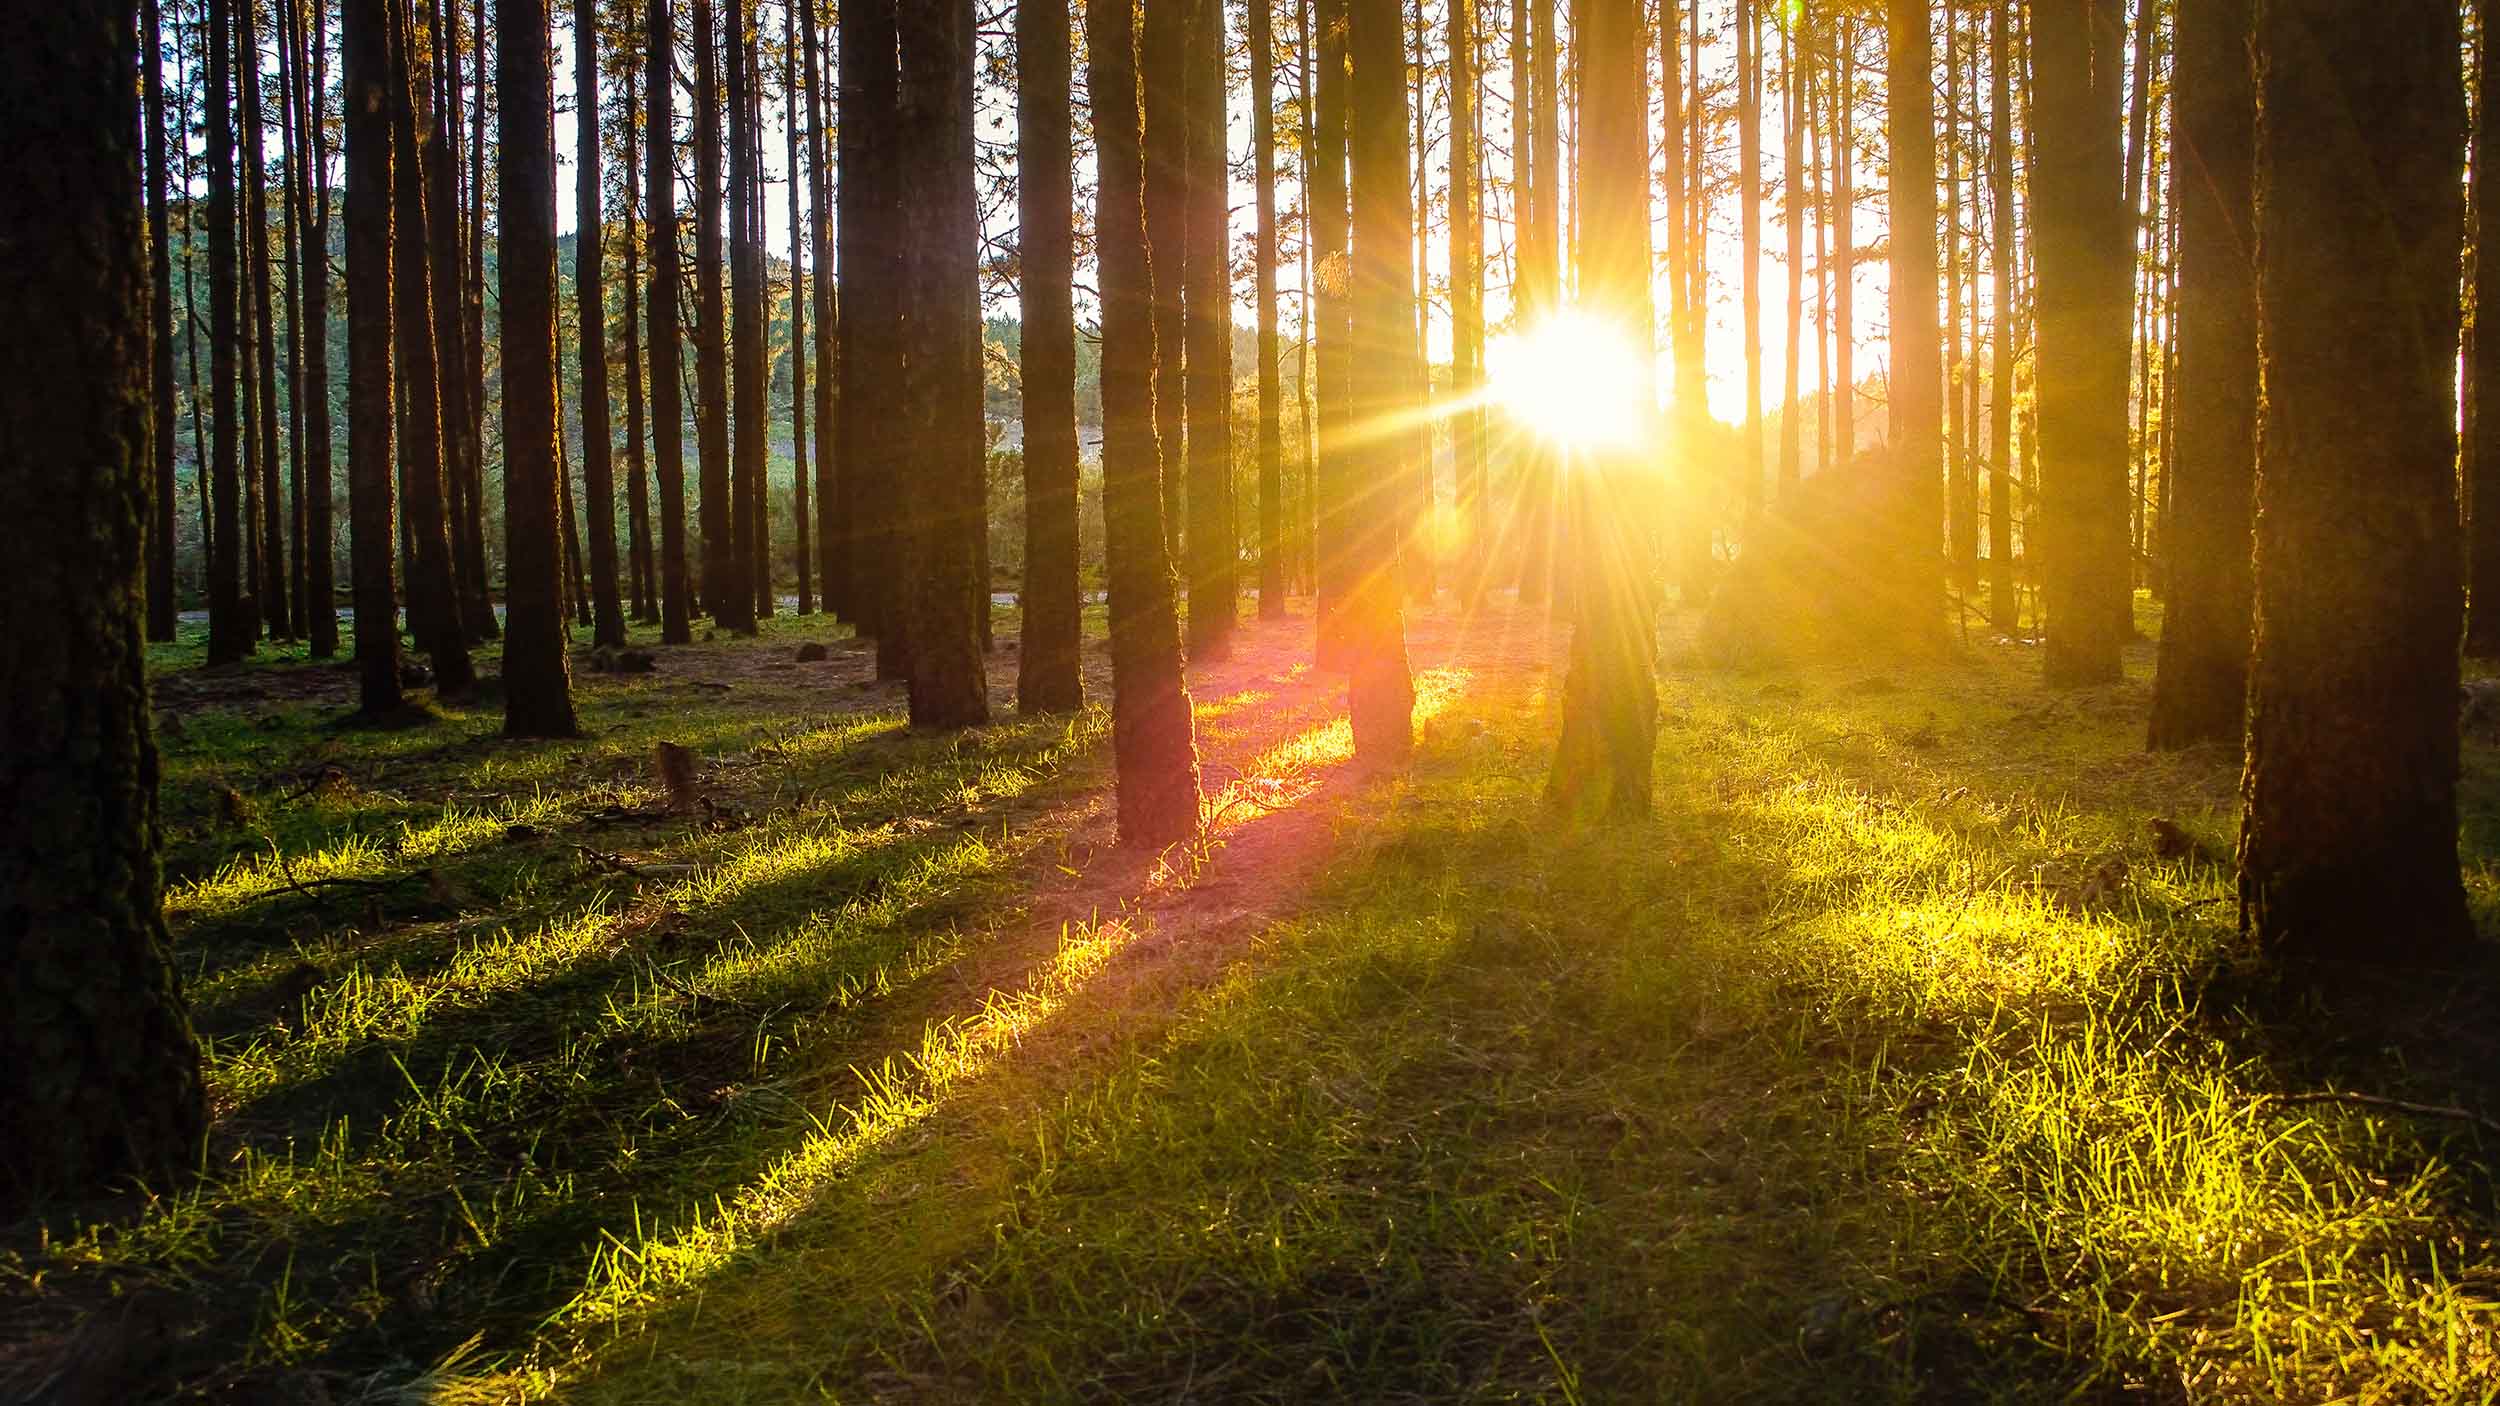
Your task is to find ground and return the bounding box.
[3,595,2496,1403]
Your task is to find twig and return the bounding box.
[2259,1090,2500,1138]
[267,844,399,899]
[570,843,655,879]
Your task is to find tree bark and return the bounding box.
[1314,0,1353,666]
[1547,0,1655,819]
[1184,0,1236,657]
[146,0,180,642]
[649,0,694,642]
[1739,0,1763,517]
[729,4,770,624]
[623,36,658,627]
[0,4,207,1215]
[1017,0,1084,711]
[344,0,404,711]
[1145,0,1190,564]
[2031,0,2131,684]
[2471,0,2500,656]
[2239,0,2472,962]
[429,0,496,646]
[2146,0,2254,750]
[1348,0,1417,765]
[840,0,905,669]
[785,0,811,616]
[244,0,293,642]
[207,0,251,665]
[1256,0,1288,618]
[1880,0,1942,642]
[302,0,339,659]
[576,0,625,647]
[1089,0,1204,843]
[501,0,578,735]
[1448,0,1483,604]
[1987,0,2015,631]
[804,0,840,626]
[694,0,747,632]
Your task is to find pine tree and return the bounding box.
[693,0,747,632]
[1145,0,1190,563]
[1987,0,2015,632]
[1017,0,1084,712]
[207,0,251,666]
[1313,0,1353,666]
[1090,0,1203,843]
[578,0,626,648]
[146,0,180,643]
[803,0,841,623]
[0,4,208,1214]
[344,0,405,712]
[1254,0,1286,617]
[1347,0,1416,765]
[785,0,812,616]
[1879,0,1942,642]
[2146,0,2254,749]
[728,2,770,625]
[648,0,695,642]
[2470,0,2500,657]
[840,0,905,670]
[1184,0,1236,656]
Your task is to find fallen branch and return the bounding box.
[2259,1090,2500,1139]
[569,844,698,881]
[267,844,401,900]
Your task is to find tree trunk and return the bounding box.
[1017,0,1084,711]
[2146,0,2254,750]
[804,0,840,626]
[244,0,293,642]
[302,0,338,659]
[1184,0,1236,657]
[1779,9,1804,501]
[1144,0,1189,564]
[895,0,989,726]
[1517,0,1559,604]
[501,0,578,735]
[2471,0,2500,656]
[649,0,694,642]
[429,0,495,646]
[207,0,250,665]
[1987,0,2015,631]
[1256,0,1287,618]
[576,0,625,648]
[390,0,475,694]
[2031,0,2131,684]
[1832,17,1852,463]
[0,6,207,1215]
[1348,0,1417,766]
[1547,0,1656,820]
[145,0,180,643]
[1449,0,1483,604]
[730,6,771,624]
[278,0,307,638]
[785,0,811,617]
[1943,3,1973,591]
[840,0,905,670]
[694,0,746,632]
[1880,0,1942,642]
[343,0,404,710]
[1739,0,1763,518]
[624,41,657,627]
[2239,0,2472,962]
[1314,0,1353,667]
[1088,0,1203,844]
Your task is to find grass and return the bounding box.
[5,598,2497,1402]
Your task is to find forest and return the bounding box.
[6,0,2500,1397]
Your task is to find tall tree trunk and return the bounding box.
[2471,0,2500,656]
[1144,0,1189,563]
[1256,0,1287,618]
[464,0,495,639]
[1779,8,1804,500]
[1987,0,2015,631]
[1943,2,1974,591]
[693,0,745,631]
[278,0,307,637]
[1185,0,1235,657]
[208,0,250,665]
[2239,0,2471,962]
[1314,0,1353,666]
[1087,0,1202,844]
[1832,17,1852,461]
[303,0,339,659]
[649,0,694,642]
[624,34,657,628]
[1449,0,1483,603]
[1881,0,1942,641]
[1348,0,1417,765]
[2031,0,2130,684]
[146,0,180,642]
[2146,0,2253,749]
[1017,0,1083,711]
[577,0,625,647]
[1665,0,1706,603]
[0,5,207,1213]
[840,0,905,669]
[390,0,475,693]
[1517,0,1559,603]
[730,5,770,623]
[1738,0,1763,518]
[428,0,495,644]
[804,0,840,625]
[1808,10,1831,480]
[501,0,578,734]
[344,0,404,709]
[784,0,811,617]
[1547,0,1656,819]
[245,0,293,642]
[898,0,989,726]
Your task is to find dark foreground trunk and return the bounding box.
[1017,0,1084,713]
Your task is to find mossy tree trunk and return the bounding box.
[2238,0,2473,963]
[1090,0,1204,845]
[1348,0,1417,766]
[0,4,207,1215]
[1017,0,1085,713]
[2146,0,2254,751]
[899,0,990,729]
[1547,0,1656,820]
[500,0,580,738]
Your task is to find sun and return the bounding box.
[1485,308,1652,449]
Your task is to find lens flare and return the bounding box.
[1486,309,1651,448]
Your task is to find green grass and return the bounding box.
[6,600,2497,1402]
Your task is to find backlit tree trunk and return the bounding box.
[840,0,905,669]
[578,0,626,648]
[1145,0,1190,563]
[1017,0,1084,711]
[1348,0,1416,765]
[2031,0,2131,684]
[2146,0,2254,750]
[804,0,840,624]
[786,0,811,616]
[1313,0,1353,666]
[649,0,694,642]
[2470,0,2500,657]
[207,0,250,666]
[624,42,658,628]
[244,0,292,643]
[694,0,746,632]
[1987,0,2015,631]
[145,0,180,643]
[1090,0,1204,843]
[1881,0,1942,642]
[427,0,495,646]
[1547,0,1655,819]
[1185,0,1236,657]
[344,0,404,711]
[728,0,768,633]
[501,0,579,736]
[1738,0,1763,517]
[1255,0,1287,619]
[1449,0,1484,603]
[2239,0,2472,962]
[301,0,338,659]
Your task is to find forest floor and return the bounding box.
[4,594,2499,1403]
